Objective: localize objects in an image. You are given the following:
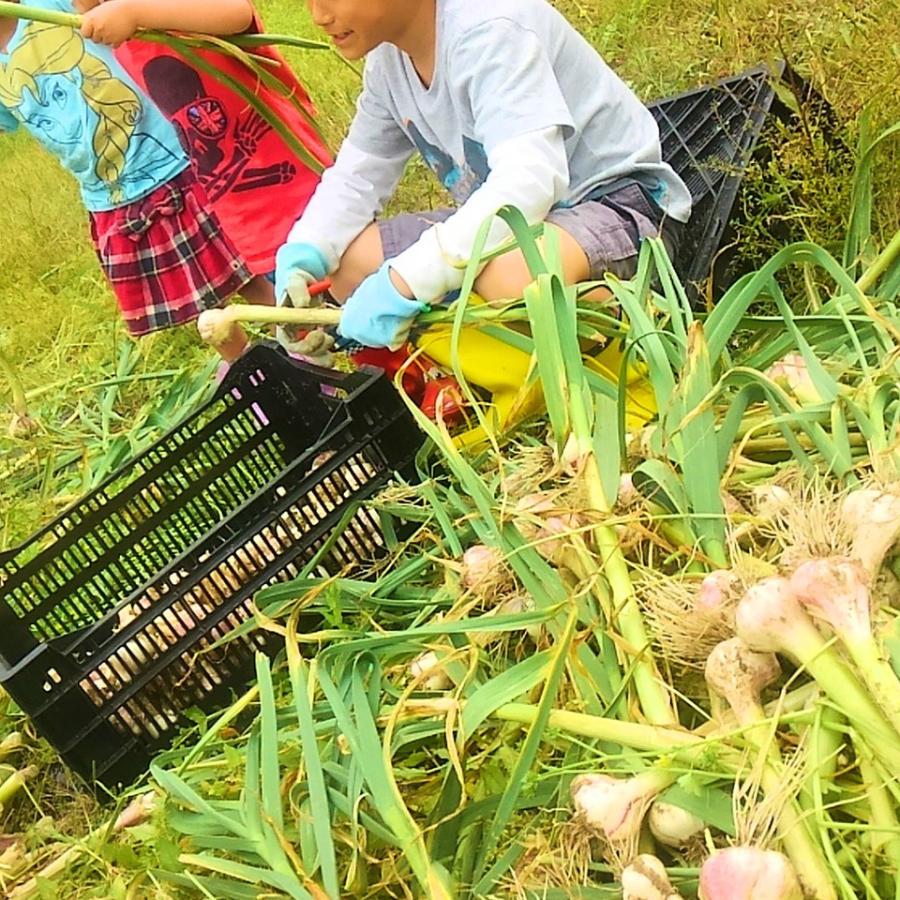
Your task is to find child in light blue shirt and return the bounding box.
[276,0,691,350]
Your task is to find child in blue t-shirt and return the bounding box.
[0,0,254,354]
[275,0,692,351]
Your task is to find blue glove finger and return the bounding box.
[274,242,329,302]
[338,265,428,349]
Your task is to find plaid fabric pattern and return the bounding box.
[89,169,252,336]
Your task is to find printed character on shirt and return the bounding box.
[0,2,252,341]
[0,16,185,207]
[116,12,332,279]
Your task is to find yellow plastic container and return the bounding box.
[412,301,656,445]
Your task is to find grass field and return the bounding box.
[0,0,898,895]
[1,0,898,548]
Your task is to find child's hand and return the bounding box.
[274,242,330,306]
[80,2,141,47]
[338,264,428,350]
[73,0,103,12]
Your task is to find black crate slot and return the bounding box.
[0,346,422,789]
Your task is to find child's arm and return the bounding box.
[390,127,569,303]
[79,0,254,46]
[275,63,416,303]
[376,23,577,305]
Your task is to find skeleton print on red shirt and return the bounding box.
[116,32,331,275]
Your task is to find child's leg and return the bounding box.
[473,229,596,304]
[330,223,386,301]
[328,186,677,307]
[240,274,276,306]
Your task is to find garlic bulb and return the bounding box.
[622,854,684,900]
[705,638,781,724]
[648,800,704,848]
[571,771,671,843]
[409,651,452,691]
[699,847,803,900]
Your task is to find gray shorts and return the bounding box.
[378,181,684,282]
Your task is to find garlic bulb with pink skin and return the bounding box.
[790,557,900,738]
[460,544,510,594]
[571,770,674,844]
[618,473,642,510]
[765,353,823,406]
[114,792,156,831]
[790,558,871,643]
[558,432,585,476]
[699,847,803,900]
[735,576,835,658]
[841,488,900,575]
[694,571,741,617]
[514,492,587,562]
[736,576,900,769]
[621,854,684,900]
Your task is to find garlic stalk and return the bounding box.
[698,847,803,900]
[0,765,38,811]
[705,639,835,900]
[0,346,36,438]
[790,556,900,738]
[0,732,23,760]
[856,746,900,891]
[735,576,900,772]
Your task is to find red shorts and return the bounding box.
[89,169,253,336]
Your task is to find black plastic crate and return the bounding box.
[0,345,423,789]
[648,61,824,297]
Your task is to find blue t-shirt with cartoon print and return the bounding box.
[0,0,187,211]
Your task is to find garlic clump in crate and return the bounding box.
[79,452,381,737]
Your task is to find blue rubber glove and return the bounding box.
[274,242,329,305]
[338,264,429,350]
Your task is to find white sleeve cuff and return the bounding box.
[389,126,569,302]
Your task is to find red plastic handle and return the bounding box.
[308,278,333,297]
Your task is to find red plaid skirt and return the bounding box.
[89,169,252,336]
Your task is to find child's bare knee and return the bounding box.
[474,253,534,304]
[330,224,385,301]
